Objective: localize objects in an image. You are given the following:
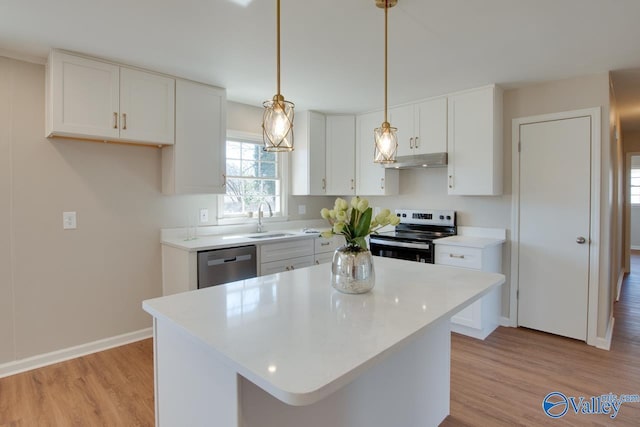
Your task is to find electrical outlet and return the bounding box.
[298,204,306,215]
[199,208,209,223]
[63,211,77,229]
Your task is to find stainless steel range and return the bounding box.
[369,209,456,263]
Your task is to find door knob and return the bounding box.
[576,237,586,244]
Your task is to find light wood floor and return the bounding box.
[2,258,640,426]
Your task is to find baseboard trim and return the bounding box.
[499,316,515,327]
[0,328,152,379]
[617,271,625,302]
[593,317,615,351]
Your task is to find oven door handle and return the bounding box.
[369,238,430,250]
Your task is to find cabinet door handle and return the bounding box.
[222,173,227,188]
[113,112,118,129]
[409,137,414,149]
[350,179,354,190]
[315,260,320,265]
[285,266,290,271]
[322,178,326,191]
[122,113,127,130]
[414,136,419,148]
[449,253,465,259]
[448,175,453,189]
[290,265,295,270]
[321,242,330,246]
[380,178,385,190]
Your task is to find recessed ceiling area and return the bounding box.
[1,0,640,114]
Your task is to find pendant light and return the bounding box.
[262,0,295,152]
[373,0,398,164]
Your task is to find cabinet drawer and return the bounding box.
[435,245,482,270]
[314,235,345,254]
[260,239,314,264]
[261,255,315,276]
[314,252,334,265]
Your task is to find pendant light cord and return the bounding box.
[384,0,388,123]
[276,0,281,97]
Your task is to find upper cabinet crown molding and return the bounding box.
[46,49,175,147]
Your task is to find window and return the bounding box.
[221,136,284,218]
[632,168,640,205]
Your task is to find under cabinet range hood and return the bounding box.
[383,152,448,169]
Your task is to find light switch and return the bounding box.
[63,211,77,230]
[199,208,209,223]
[298,204,306,215]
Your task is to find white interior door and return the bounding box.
[518,116,591,341]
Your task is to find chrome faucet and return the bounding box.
[257,201,273,233]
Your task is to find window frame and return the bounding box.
[218,130,289,224]
[631,167,640,206]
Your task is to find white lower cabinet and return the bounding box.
[261,255,315,276]
[435,240,503,339]
[314,235,345,265]
[260,239,315,275]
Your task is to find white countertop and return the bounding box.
[143,257,505,406]
[161,228,320,252]
[433,235,505,249]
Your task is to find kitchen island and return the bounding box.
[143,257,505,427]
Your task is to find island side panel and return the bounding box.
[154,317,239,427]
[239,317,451,427]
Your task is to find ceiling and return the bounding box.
[2,0,640,119]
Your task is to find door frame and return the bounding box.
[624,152,640,277]
[510,108,601,345]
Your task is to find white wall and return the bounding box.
[0,57,328,365]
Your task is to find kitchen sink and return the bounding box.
[247,233,295,239]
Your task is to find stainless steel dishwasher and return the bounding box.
[197,245,257,289]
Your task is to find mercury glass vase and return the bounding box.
[331,245,375,294]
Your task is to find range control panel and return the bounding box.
[395,209,456,227]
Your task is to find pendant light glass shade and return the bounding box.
[263,95,294,152]
[262,0,295,152]
[374,121,398,163]
[373,0,397,164]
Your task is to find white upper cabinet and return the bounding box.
[47,51,120,141]
[46,49,175,146]
[389,97,447,157]
[162,80,226,195]
[447,85,503,196]
[356,111,399,196]
[326,115,356,195]
[389,105,414,157]
[292,111,327,195]
[415,97,447,155]
[119,67,175,145]
[292,112,357,196]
